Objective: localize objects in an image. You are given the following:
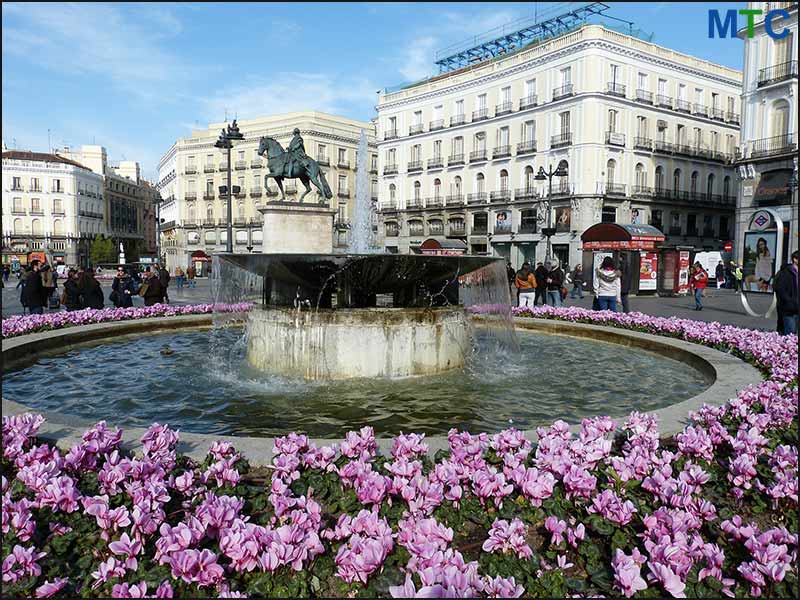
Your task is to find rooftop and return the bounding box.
[1,150,92,171]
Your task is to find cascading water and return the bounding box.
[348,129,378,254]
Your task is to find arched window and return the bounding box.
[453,175,462,196]
[428,218,444,234]
[433,178,442,199]
[690,171,699,195]
[557,159,569,174]
[188,205,196,221]
[655,166,664,191]
[524,166,534,190]
[389,183,396,202]
[205,231,216,244]
[635,163,646,188]
[413,180,421,200]
[476,173,485,193]
[13,218,22,234]
[32,219,42,236]
[771,99,790,138]
[706,173,715,197]
[607,159,617,184]
[673,169,682,192]
[499,169,509,191]
[723,176,731,200]
[53,219,63,236]
[238,202,245,219]
[206,205,214,220]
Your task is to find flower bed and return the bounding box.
[1,303,252,340]
[2,308,797,598]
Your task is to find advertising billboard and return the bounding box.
[742,231,777,293]
[639,252,658,291]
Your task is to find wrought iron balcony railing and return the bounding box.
[495,102,513,116]
[450,114,466,127]
[636,89,653,104]
[466,192,487,205]
[553,84,574,100]
[656,94,673,108]
[429,119,445,131]
[407,161,423,172]
[383,164,398,175]
[448,153,465,165]
[427,157,443,170]
[633,136,653,150]
[606,82,626,97]
[551,132,573,148]
[469,150,488,163]
[409,124,424,136]
[519,94,537,110]
[514,187,538,202]
[472,109,489,121]
[516,140,536,155]
[493,145,511,159]
[758,60,798,87]
[750,134,796,159]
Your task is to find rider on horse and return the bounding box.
[285,128,308,177]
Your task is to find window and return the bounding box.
[608,110,618,132]
[635,164,647,188]
[187,155,196,166]
[711,93,719,110]
[452,137,464,155]
[237,176,245,191]
[650,209,663,230]
[658,78,667,95]
[690,171,699,195]
[206,180,214,195]
[678,84,687,100]
[693,128,702,148]
[637,116,648,137]
[524,79,536,98]
[188,205,196,221]
[12,177,21,190]
[31,178,40,192]
[53,220,64,236]
[524,166,535,190]
[772,100,790,137]
[727,96,735,113]
[476,173,485,193]
[694,88,703,104]
[206,154,213,165]
[238,150,245,160]
[433,105,443,120]
[607,159,617,183]
[559,111,571,134]
[13,218,22,233]
[687,214,697,234]
[673,169,682,192]
[338,174,347,191]
[411,144,421,162]
[338,148,347,163]
[389,184,396,202]
[388,116,397,130]
[12,197,23,212]
[387,148,396,165]
[601,206,617,223]
[499,169,509,191]
[726,135,736,155]
[53,199,63,213]
[638,72,648,90]
[705,174,715,198]
[711,131,719,151]
[500,86,511,104]
[455,99,464,116]
[560,66,572,85]
[477,94,486,110]
[723,176,731,199]
[31,198,41,212]
[655,166,665,191]
[433,178,441,198]
[523,120,535,142]
[370,154,377,171]
[452,176,462,196]
[188,180,196,193]
[676,124,686,145]
[207,205,214,220]
[433,140,442,158]
[31,219,42,235]
[609,63,620,84]
[473,132,485,151]
[413,181,421,200]
[318,144,327,159]
[720,215,729,238]
[238,203,245,219]
[52,178,62,192]
[497,127,509,147]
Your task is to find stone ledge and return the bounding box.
[1,315,763,466]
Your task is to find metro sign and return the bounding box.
[753,214,769,228]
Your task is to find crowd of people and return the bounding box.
[12,262,189,314]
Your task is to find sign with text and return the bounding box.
[639,252,659,291]
[678,251,691,295]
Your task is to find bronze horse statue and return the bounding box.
[257,136,332,203]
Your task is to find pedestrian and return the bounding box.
[569,264,585,299]
[41,264,56,304]
[715,260,725,290]
[514,262,537,308]
[79,269,104,309]
[619,263,632,313]
[2,265,9,283]
[544,260,564,307]
[158,263,171,304]
[724,261,733,289]
[733,262,743,291]
[593,256,621,312]
[141,267,165,306]
[175,266,185,290]
[61,269,82,311]
[690,261,708,311]
[773,250,799,336]
[533,262,547,306]
[111,266,135,308]
[186,264,197,288]
[22,260,47,314]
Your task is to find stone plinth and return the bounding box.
[259,202,335,254]
[246,307,470,380]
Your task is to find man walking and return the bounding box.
[690,261,709,311]
[774,250,798,335]
[22,259,46,314]
[544,260,564,307]
[569,264,585,299]
[514,262,537,308]
[158,263,171,304]
[533,262,547,306]
[715,261,725,290]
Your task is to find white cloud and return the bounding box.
[399,36,438,81]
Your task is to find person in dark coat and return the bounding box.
[544,260,565,307]
[142,267,165,307]
[22,260,47,314]
[62,269,82,311]
[79,270,104,309]
[619,263,633,313]
[533,262,547,306]
[158,264,171,304]
[715,261,725,290]
[111,266,136,308]
[774,250,799,336]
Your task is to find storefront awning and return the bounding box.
[754,169,792,207]
[581,223,665,250]
[418,238,467,255]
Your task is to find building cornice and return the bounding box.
[1,161,104,180]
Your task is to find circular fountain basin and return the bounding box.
[246,307,470,379]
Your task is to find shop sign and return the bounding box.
[582,240,658,250]
[639,252,658,291]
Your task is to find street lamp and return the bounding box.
[534,162,568,262]
[214,120,244,253]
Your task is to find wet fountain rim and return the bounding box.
[0,313,762,465]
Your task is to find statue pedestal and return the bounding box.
[259,201,335,254]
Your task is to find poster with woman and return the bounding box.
[555,207,571,232]
[631,208,642,225]
[494,211,511,233]
[743,232,777,292]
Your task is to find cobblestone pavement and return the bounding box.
[1,277,780,332]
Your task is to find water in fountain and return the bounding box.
[348,129,378,254]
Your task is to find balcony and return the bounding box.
[218,163,228,171]
[725,111,740,124]
[711,108,725,120]
[516,140,536,155]
[427,196,444,208]
[656,94,673,108]
[550,183,573,198]
[448,153,465,166]
[407,198,423,209]
[692,103,708,117]
[385,228,399,237]
[203,192,215,200]
[471,225,488,235]
[446,194,463,206]
[493,145,511,159]
[469,150,488,163]
[519,222,538,234]
[233,217,247,226]
[202,218,216,227]
[251,160,262,168]
[674,143,693,157]
[384,129,398,140]
[10,185,23,192]
[472,109,489,122]
[266,187,279,197]
[495,102,513,116]
[467,193,487,205]
[633,136,653,151]
[751,134,796,158]
[606,82,626,97]
[235,160,246,170]
[427,157,444,170]
[409,124,424,136]
[284,184,297,194]
[515,187,538,202]
[654,139,673,154]
[606,131,626,147]
[335,158,350,170]
[250,188,262,197]
[490,190,511,203]
[553,84,574,100]
[636,89,653,104]
[29,208,44,215]
[450,114,466,127]
[519,94,537,110]
[675,99,691,112]
[551,132,573,148]
[185,192,197,201]
[183,220,198,228]
[317,155,330,166]
[409,227,425,237]
[598,182,626,197]
[381,201,397,211]
[52,209,65,216]
[758,60,798,87]
[407,160,423,173]
[632,185,654,198]
[383,164,398,175]
[448,224,466,236]
[702,228,715,238]
[184,166,197,175]
[429,119,445,131]
[335,189,350,199]
[203,164,215,173]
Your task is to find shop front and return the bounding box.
[191,250,212,277]
[417,238,467,256]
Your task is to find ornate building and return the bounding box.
[156,111,377,270]
[375,24,742,269]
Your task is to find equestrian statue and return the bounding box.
[257,128,333,203]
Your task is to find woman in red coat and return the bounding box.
[690,261,708,311]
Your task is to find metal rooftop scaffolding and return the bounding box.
[434,2,610,73]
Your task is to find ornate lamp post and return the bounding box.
[214,120,244,253]
[534,163,568,262]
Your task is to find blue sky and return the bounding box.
[2,2,746,181]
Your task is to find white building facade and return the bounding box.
[376,24,742,270]
[2,151,105,267]
[735,1,798,264]
[157,111,377,271]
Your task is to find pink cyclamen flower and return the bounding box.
[111,582,148,598]
[35,578,68,598]
[482,519,532,559]
[649,561,686,598]
[612,549,648,597]
[544,516,568,546]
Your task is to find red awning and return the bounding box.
[191,250,211,262]
[581,223,665,250]
[418,238,467,255]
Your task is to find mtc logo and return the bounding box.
[708,8,792,39]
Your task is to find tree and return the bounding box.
[89,235,116,265]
